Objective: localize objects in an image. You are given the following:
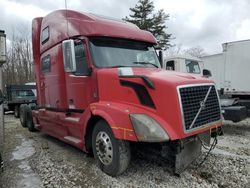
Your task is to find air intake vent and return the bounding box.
[178,84,221,131]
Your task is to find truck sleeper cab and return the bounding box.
[29,10,222,176]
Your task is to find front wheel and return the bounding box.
[92,120,131,176]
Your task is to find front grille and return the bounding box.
[178,84,221,131]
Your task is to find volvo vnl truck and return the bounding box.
[21,10,222,176]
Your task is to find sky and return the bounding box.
[1,0,250,54]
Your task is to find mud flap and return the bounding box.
[175,138,201,174]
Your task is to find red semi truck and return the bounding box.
[21,10,223,176]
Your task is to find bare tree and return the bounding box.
[2,26,34,87]
[165,43,184,56]
[184,46,207,58]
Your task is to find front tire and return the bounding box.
[92,120,131,176]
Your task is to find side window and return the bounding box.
[186,60,201,74]
[74,42,89,75]
[41,27,49,44]
[166,60,175,70]
[62,39,89,75]
[41,55,51,73]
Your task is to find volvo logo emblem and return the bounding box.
[200,100,206,110]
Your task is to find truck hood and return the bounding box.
[97,68,218,140]
[99,67,213,86]
[131,68,213,86]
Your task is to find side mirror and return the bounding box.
[203,69,212,77]
[62,39,76,72]
[0,90,3,105]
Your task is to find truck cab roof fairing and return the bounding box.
[39,10,157,53]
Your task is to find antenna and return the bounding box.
[65,0,69,38]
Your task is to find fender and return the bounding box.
[87,101,187,141]
[87,102,138,141]
[86,101,182,141]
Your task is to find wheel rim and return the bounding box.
[95,131,113,165]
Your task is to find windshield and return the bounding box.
[185,60,201,74]
[90,37,160,68]
[12,90,35,98]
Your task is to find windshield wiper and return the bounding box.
[133,61,159,68]
[109,65,130,68]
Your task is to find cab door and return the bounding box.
[62,39,95,139]
[63,39,93,111]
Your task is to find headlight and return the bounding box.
[130,114,169,142]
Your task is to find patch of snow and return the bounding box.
[11,138,35,161]
[12,134,43,187]
[19,161,43,188]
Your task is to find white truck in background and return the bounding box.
[164,39,250,122]
[202,40,250,96]
[163,54,209,77]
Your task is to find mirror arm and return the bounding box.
[87,67,93,76]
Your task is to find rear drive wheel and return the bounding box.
[20,104,28,127]
[92,120,131,176]
[14,105,20,118]
[26,107,35,132]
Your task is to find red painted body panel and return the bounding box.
[64,40,97,110]
[40,10,156,54]
[89,102,138,141]
[41,44,68,108]
[96,68,220,140]
[32,17,43,105]
[32,10,222,152]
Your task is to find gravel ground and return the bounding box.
[0,114,250,188]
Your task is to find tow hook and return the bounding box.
[211,127,223,137]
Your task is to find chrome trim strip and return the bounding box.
[64,117,80,122]
[176,83,222,133]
